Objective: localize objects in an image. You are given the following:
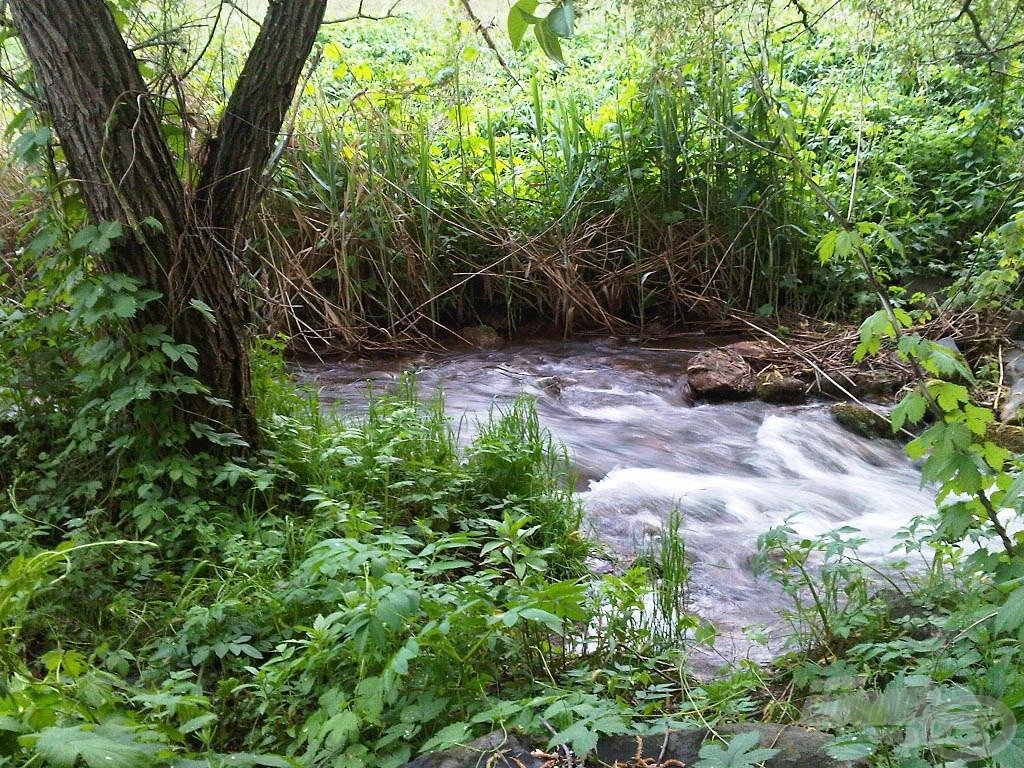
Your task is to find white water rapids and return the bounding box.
[298,340,937,667]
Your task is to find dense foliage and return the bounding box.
[1,0,1024,766]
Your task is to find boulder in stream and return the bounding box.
[832,402,892,440]
[687,348,755,400]
[458,325,504,350]
[756,366,808,404]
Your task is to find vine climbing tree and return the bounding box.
[6,0,328,446]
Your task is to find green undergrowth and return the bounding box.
[0,263,739,766]
[2,263,1024,768]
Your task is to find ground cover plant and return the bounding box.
[1,0,1024,766]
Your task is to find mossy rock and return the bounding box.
[458,325,504,350]
[832,402,892,439]
[756,367,808,404]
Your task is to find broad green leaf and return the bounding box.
[980,440,1010,471]
[926,381,970,413]
[534,20,565,65]
[71,225,99,252]
[824,733,877,760]
[1004,471,1024,508]
[508,0,540,50]
[32,724,156,768]
[833,228,861,260]
[995,585,1024,635]
[518,607,563,631]
[695,621,717,646]
[212,754,297,767]
[550,720,599,758]
[189,298,217,324]
[817,230,839,263]
[892,307,913,328]
[110,292,138,318]
[891,392,928,431]
[696,729,780,767]
[963,404,994,436]
[419,721,473,753]
[547,2,574,38]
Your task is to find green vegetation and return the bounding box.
[1,0,1024,766]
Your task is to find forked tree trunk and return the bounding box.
[7,0,327,447]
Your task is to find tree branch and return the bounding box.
[951,0,994,53]
[323,0,402,25]
[458,0,523,90]
[196,0,327,242]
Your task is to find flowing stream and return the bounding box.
[297,340,936,667]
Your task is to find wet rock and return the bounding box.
[832,402,892,439]
[724,340,777,369]
[848,368,904,399]
[596,723,864,767]
[756,367,807,404]
[536,375,570,398]
[458,325,504,350]
[1006,310,1024,339]
[687,348,755,400]
[399,732,542,768]
[1000,346,1024,426]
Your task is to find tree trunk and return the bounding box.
[7,0,327,447]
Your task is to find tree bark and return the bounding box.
[7,0,327,447]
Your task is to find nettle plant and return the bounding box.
[0,214,248,559]
[855,307,1024,562]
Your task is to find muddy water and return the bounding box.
[298,340,935,666]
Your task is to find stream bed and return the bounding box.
[297,339,936,667]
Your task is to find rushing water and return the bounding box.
[298,339,936,666]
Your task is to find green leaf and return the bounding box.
[508,0,540,50]
[891,392,928,431]
[551,720,599,758]
[833,228,861,260]
[110,292,139,319]
[695,729,780,768]
[32,725,156,768]
[995,585,1024,636]
[824,733,876,760]
[518,607,563,631]
[533,20,565,65]
[547,2,574,38]
[1004,471,1024,508]
[419,721,473,753]
[695,621,717,646]
[214,754,298,767]
[188,298,217,324]
[817,230,838,263]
